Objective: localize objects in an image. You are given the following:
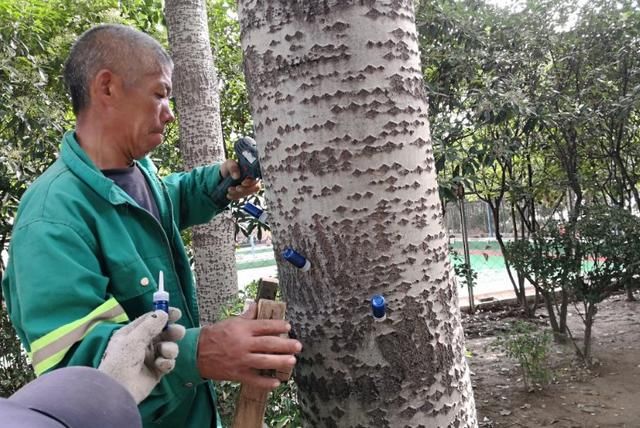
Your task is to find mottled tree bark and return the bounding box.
[165,0,237,323]
[237,1,477,426]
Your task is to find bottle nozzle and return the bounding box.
[153,270,169,303]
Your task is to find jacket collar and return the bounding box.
[60,131,132,205]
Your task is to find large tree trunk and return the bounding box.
[238,1,477,426]
[165,0,237,323]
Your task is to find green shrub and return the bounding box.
[0,306,35,397]
[491,321,553,390]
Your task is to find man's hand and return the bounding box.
[220,159,261,200]
[99,307,186,403]
[197,303,302,390]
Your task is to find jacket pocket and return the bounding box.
[108,255,172,315]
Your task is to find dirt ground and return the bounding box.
[463,293,640,428]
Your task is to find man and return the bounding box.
[1,24,301,427]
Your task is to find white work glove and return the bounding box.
[99,307,186,403]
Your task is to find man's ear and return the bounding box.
[91,69,120,108]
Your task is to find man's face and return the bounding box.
[114,65,175,160]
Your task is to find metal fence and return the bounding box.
[444,200,516,308]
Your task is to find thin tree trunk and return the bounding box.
[626,284,637,301]
[558,289,569,335]
[165,0,237,323]
[491,202,525,306]
[459,197,475,314]
[510,201,532,314]
[583,303,597,364]
[614,153,640,211]
[542,290,561,334]
[238,1,477,426]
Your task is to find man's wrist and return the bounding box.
[175,327,208,385]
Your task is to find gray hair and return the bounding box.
[63,24,173,114]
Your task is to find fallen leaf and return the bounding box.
[578,405,597,414]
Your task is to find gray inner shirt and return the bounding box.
[103,165,161,223]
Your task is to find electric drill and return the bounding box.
[211,136,262,207]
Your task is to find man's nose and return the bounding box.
[162,103,175,124]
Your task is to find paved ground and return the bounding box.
[237,265,278,289]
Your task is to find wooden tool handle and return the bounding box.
[232,299,289,428]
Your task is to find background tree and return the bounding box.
[207,0,253,145]
[165,0,237,322]
[205,0,272,241]
[238,1,477,426]
[416,0,551,314]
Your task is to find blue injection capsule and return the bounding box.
[371,294,386,321]
[282,248,311,272]
[242,202,269,225]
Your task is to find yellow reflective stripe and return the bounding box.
[29,298,129,376]
[30,298,121,352]
[33,312,128,375]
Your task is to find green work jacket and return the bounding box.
[2,131,225,427]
